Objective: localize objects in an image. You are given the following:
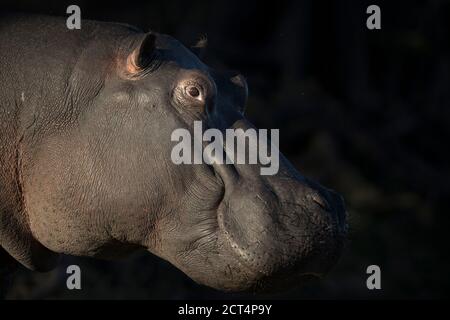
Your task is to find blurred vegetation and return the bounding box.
[1,0,449,299]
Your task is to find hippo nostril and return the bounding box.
[307,189,347,233]
[308,192,331,212]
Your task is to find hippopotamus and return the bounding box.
[0,13,347,294]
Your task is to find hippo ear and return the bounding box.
[230,74,248,114]
[126,33,157,75]
[191,35,207,59]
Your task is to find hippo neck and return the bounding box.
[0,79,59,271]
[0,14,64,270]
[0,13,142,270]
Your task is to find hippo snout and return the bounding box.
[213,173,346,292]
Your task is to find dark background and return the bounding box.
[1,0,449,299]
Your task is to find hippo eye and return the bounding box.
[187,85,200,98]
[174,76,212,109]
[185,84,204,102]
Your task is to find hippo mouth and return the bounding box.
[219,176,345,290]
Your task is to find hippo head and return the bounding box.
[24,30,347,292]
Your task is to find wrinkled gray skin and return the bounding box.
[0,13,347,293]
